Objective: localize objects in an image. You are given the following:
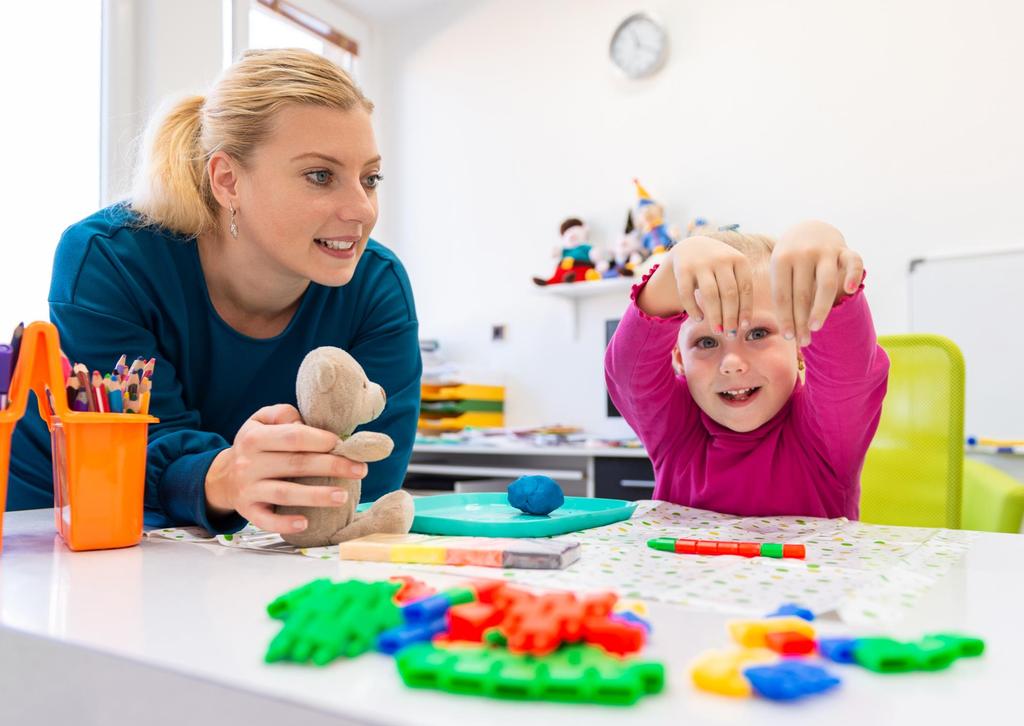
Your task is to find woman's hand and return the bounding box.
[204,403,368,533]
[770,220,863,346]
[637,235,755,337]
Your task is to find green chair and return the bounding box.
[860,335,965,528]
[962,458,1024,533]
[860,334,1024,532]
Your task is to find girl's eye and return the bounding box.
[747,327,769,341]
[305,170,333,186]
[363,173,383,189]
[695,337,717,350]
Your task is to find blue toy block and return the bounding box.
[612,611,652,634]
[378,618,448,655]
[818,637,859,664]
[403,595,452,624]
[766,602,815,621]
[743,661,841,701]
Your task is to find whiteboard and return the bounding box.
[909,247,1024,441]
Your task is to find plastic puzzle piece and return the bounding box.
[447,602,504,642]
[265,579,402,665]
[396,642,664,706]
[852,638,920,673]
[690,647,778,697]
[378,617,449,655]
[926,633,985,658]
[767,603,815,621]
[389,576,437,604]
[612,611,652,634]
[911,637,960,671]
[582,616,646,655]
[613,599,648,617]
[764,630,816,656]
[403,587,476,624]
[499,590,621,656]
[818,637,859,664]
[743,661,840,701]
[728,617,815,648]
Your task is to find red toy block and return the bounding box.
[717,542,740,556]
[738,542,762,557]
[468,579,507,604]
[782,544,806,559]
[582,617,646,656]
[765,630,817,656]
[447,602,504,642]
[581,592,617,618]
[674,539,699,554]
[696,540,718,556]
[389,576,437,604]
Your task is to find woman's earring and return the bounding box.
[229,204,239,239]
[797,354,806,372]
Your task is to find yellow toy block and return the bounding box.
[727,617,816,648]
[690,648,778,697]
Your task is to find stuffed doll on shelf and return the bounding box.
[633,179,681,255]
[532,217,601,286]
[594,209,649,279]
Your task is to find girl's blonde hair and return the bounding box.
[691,225,776,269]
[131,48,373,237]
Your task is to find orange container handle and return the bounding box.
[5,321,71,427]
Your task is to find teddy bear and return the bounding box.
[278,346,414,547]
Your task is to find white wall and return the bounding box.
[373,0,1024,434]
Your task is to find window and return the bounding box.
[247,0,357,75]
[0,2,102,326]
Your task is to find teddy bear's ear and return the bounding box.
[316,362,338,392]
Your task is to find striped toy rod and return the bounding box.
[647,537,806,559]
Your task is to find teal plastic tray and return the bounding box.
[409,493,637,537]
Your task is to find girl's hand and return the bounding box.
[771,221,863,346]
[204,404,368,533]
[637,236,755,337]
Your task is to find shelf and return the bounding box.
[535,277,633,337]
[534,276,633,299]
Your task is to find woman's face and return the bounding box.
[235,104,381,287]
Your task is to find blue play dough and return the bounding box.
[507,475,565,516]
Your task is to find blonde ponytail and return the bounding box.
[132,95,216,237]
[131,49,373,238]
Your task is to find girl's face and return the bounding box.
[235,105,381,287]
[674,272,800,432]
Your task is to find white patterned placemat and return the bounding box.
[147,500,971,625]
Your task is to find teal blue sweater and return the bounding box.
[8,204,421,533]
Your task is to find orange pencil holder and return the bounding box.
[0,322,157,552]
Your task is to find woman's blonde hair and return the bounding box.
[131,48,373,237]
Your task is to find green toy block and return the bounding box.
[265,579,402,666]
[912,637,960,671]
[926,633,986,658]
[759,543,785,558]
[483,628,507,647]
[445,587,477,606]
[853,638,920,673]
[395,642,664,706]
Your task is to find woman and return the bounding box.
[8,49,421,535]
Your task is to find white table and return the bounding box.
[1,508,1021,726]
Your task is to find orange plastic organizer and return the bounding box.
[0,322,157,552]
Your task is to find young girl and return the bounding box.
[605,220,889,518]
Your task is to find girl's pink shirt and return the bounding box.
[605,267,890,519]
